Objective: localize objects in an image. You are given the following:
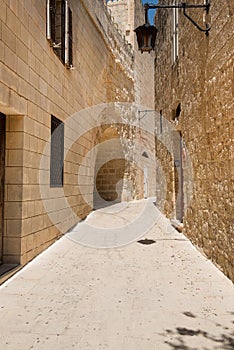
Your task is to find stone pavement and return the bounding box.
[0,200,233,350]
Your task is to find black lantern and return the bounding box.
[134,23,157,53]
[134,4,157,53]
[134,1,211,53]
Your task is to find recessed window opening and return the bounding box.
[172,103,181,121]
[160,109,163,134]
[50,115,64,187]
[47,0,73,67]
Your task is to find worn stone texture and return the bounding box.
[107,0,155,108]
[154,0,234,281]
[107,0,156,202]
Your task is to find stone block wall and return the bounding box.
[0,0,134,265]
[96,158,128,202]
[154,0,234,281]
[107,0,155,108]
[107,0,129,38]
[107,0,156,203]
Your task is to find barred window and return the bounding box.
[47,0,73,67]
[50,116,64,187]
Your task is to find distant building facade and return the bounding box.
[154,0,234,281]
[107,0,155,108]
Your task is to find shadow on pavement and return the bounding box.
[137,238,156,245]
[163,324,234,350]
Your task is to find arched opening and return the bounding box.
[94,126,130,209]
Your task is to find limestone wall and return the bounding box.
[107,0,155,108]
[154,0,234,281]
[0,0,134,265]
[107,0,130,40]
[107,0,156,202]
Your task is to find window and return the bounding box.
[47,0,73,67]
[172,6,179,63]
[160,110,163,134]
[50,116,64,187]
[172,103,181,121]
[66,6,73,67]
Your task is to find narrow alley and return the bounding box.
[0,0,233,348]
[0,200,233,350]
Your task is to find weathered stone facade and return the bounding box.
[107,0,155,107]
[107,0,156,200]
[154,0,234,281]
[0,0,138,272]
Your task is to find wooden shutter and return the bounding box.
[50,0,56,43]
[61,0,66,63]
[68,7,73,66]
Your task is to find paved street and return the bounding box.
[0,200,233,350]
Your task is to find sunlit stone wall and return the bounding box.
[154,0,234,281]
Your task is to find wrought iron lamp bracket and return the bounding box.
[144,0,211,36]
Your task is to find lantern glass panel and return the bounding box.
[134,25,157,53]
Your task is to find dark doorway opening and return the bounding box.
[173,131,184,222]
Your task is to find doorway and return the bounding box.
[0,113,5,264]
[173,131,184,222]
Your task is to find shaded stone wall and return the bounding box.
[107,0,156,201]
[96,159,129,202]
[154,0,234,281]
[0,0,134,266]
[94,127,127,205]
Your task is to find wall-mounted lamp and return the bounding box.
[134,1,211,53]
